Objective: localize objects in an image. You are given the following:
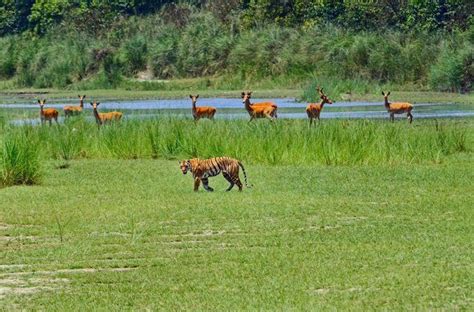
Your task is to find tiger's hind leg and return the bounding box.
[232,174,243,192]
[202,178,214,192]
[223,172,235,191]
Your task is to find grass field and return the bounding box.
[0,112,473,309]
[1,157,473,309]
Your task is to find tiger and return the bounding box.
[179,157,250,192]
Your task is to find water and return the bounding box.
[1,98,473,125]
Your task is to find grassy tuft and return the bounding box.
[1,127,42,186]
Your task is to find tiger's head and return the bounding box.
[179,160,191,175]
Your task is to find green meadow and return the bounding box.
[1,116,473,309]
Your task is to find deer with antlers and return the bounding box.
[189,95,217,121]
[38,99,59,126]
[90,101,122,127]
[64,95,86,118]
[382,91,413,123]
[306,87,333,125]
[241,91,277,121]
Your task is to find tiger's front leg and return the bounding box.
[202,178,214,192]
[194,177,201,192]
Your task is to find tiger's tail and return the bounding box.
[238,161,252,188]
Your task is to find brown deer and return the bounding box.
[306,87,333,125]
[38,99,59,126]
[90,101,122,126]
[241,91,277,121]
[189,95,217,120]
[382,91,413,123]
[64,95,86,118]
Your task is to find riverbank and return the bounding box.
[0,87,473,105]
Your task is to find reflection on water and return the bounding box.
[2,98,473,125]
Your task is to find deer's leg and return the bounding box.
[202,178,214,192]
[408,112,413,123]
[193,177,201,192]
[309,117,313,126]
[390,113,395,122]
[48,119,52,126]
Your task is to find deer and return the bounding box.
[64,95,86,118]
[189,95,217,121]
[38,99,59,126]
[382,91,413,123]
[90,101,123,127]
[241,91,278,121]
[306,87,333,125]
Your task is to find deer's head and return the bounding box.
[241,91,252,104]
[189,94,199,105]
[37,99,47,108]
[90,101,100,109]
[317,87,333,105]
[382,91,391,101]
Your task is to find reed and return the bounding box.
[1,126,42,186]
[0,118,470,168]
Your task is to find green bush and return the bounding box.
[121,35,148,75]
[429,43,473,92]
[176,13,232,77]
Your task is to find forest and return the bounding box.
[0,1,472,92]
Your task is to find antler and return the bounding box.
[317,86,324,96]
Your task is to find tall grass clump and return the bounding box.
[1,127,42,186]
[0,119,469,168]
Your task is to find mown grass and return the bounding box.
[0,158,472,309]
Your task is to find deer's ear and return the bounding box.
[78,95,81,98]
[381,91,385,96]
[241,92,245,98]
[189,95,193,98]
[83,95,86,98]
[96,102,100,106]
[38,99,41,104]
[196,95,199,99]
[43,99,46,104]
[387,91,391,96]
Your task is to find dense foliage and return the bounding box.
[0,1,472,92]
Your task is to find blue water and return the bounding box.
[2,98,473,125]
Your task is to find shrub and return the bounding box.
[429,43,473,92]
